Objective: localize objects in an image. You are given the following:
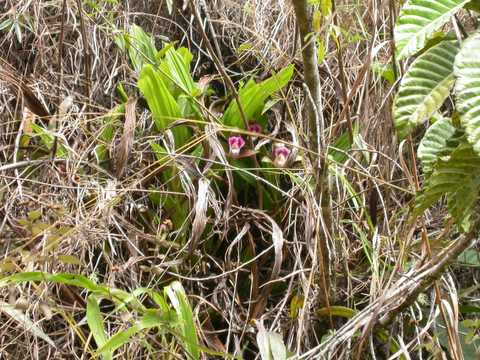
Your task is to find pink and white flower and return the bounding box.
[228,135,246,156]
[273,145,291,167]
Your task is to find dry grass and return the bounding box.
[0,0,479,359]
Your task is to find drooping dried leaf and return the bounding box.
[188,178,210,255]
[115,98,137,178]
[0,60,50,119]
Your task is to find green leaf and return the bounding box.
[87,295,112,360]
[118,24,158,72]
[394,0,469,60]
[97,324,142,354]
[0,272,134,306]
[393,40,459,138]
[98,309,170,355]
[138,64,190,147]
[328,125,359,164]
[317,39,326,63]
[222,65,294,128]
[415,142,480,231]
[31,123,68,157]
[159,47,197,98]
[466,0,480,12]
[417,115,458,173]
[454,31,480,155]
[321,0,332,16]
[317,305,358,318]
[165,281,200,360]
[371,62,395,84]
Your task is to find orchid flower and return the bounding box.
[228,135,246,156]
[273,145,291,167]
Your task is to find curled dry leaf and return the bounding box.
[250,210,284,318]
[0,301,56,347]
[49,96,73,131]
[206,124,234,222]
[115,98,137,178]
[0,60,50,119]
[188,178,211,255]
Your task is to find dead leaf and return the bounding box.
[188,178,210,256]
[0,301,56,347]
[115,98,137,178]
[0,60,50,119]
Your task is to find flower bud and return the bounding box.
[247,122,262,140]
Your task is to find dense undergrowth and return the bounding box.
[1,0,480,359]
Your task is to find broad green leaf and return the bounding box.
[118,24,158,72]
[394,0,469,60]
[165,281,200,360]
[0,301,56,347]
[223,65,294,128]
[159,47,197,98]
[87,295,112,360]
[417,116,457,173]
[454,31,480,155]
[415,142,480,231]
[138,64,190,146]
[393,40,459,138]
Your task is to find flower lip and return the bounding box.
[273,145,291,167]
[228,135,246,156]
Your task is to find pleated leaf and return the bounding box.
[393,40,459,138]
[415,142,480,231]
[454,31,480,155]
[394,0,469,60]
[417,116,457,173]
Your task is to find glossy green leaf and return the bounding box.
[97,324,142,354]
[0,272,136,308]
[159,47,197,98]
[138,64,190,146]
[122,24,158,72]
[223,65,294,128]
